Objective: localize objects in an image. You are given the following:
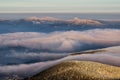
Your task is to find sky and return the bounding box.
[0,0,120,13]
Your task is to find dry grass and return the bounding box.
[25,61,120,80]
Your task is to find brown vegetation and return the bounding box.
[25,61,120,80]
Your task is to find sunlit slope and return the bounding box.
[27,61,120,80]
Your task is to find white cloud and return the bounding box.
[0,46,120,78]
[0,29,120,52]
[0,29,120,79]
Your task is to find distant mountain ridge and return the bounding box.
[0,16,120,26]
[0,17,120,34]
[25,16,103,25]
[26,16,59,22]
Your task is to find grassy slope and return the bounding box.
[25,61,120,80]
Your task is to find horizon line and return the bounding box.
[0,12,120,14]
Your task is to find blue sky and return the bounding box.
[0,0,120,13]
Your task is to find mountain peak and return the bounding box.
[26,16,59,21]
[68,17,102,25]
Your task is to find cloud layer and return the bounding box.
[0,29,120,52]
[0,29,120,79]
[0,29,120,65]
[0,46,120,79]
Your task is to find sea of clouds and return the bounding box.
[0,29,120,65]
[0,29,120,52]
[0,46,120,79]
[0,29,120,79]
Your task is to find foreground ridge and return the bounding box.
[25,61,120,80]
